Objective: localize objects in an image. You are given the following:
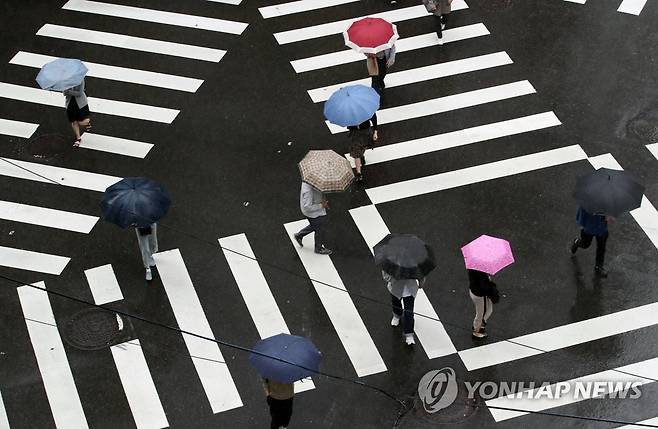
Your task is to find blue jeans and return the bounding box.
[391,294,415,334]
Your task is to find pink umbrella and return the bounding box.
[343,17,399,54]
[461,235,514,275]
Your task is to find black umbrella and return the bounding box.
[373,234,436,280]
[573,168,644,217]
[100,177,171,228]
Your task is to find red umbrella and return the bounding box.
[343,17,399,54]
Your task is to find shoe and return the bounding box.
[438,36,444,45]
[570,238,580,255]
[145,267,153,281]
[315,246,332,255]
[472,330,488,338]
[472,326,486,334]
[595,266,608,278]
[405,334,415,345]
[391,315,400,327]
[441,23,446,30]
[294,233,303,247]
[356,173,363,182]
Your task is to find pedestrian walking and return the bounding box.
[63,79,91,146]
[467,269,499,338]
[423,0,453,43]
[262,378,295,429]
[347,113,378,182]
[136,223,158,281]
[570,206,610,277]
[366,45,396,95]
[384,270,425,345]
[294,181,332,255]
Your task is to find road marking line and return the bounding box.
[84,264,124,305]
[616,417,658,428]
[17,283,89,428]
[459,302,658,371]
[617,0,647,15]
[589,154,658,250]
[0,200,98,233]
[206,0,242,4]
[486,357,658,421]
[37,24,226,63]
[346,112,561,166]
[283,220,387,377]
[10,52,203,93]
[0,390,9,428]
[327,80,536,134]
[366,145,588,204]
[647,144,658,161]
[62,0,247,35]
[274,1,468,44]
[219,233,315,393]
[349,205,457,359]
[260,0,359,19]
[79,133,153,158]
[292,23,488,73]
[0,118,39,138]
[154,249,243,413]
[110,341,169,429]
[308,51,513,103]
[0,246,70,275]
[0,157,121,192]
[0,82,179,124]
[563,0,586,4]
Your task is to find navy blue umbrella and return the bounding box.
[249,333,321,383]
[101,177,171,228]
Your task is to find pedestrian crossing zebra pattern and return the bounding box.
[0,1,247,276]
[563,0,649,16]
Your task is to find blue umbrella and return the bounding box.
[36,58,88,91]
[249,333,322,383]
[100,177,171,228]
[323,84,380,127]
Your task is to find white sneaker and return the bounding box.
[145,267,153,281]
[438,37,444,45]
[441,23,446,30]
[391,315,400,326]
[405,334,415,345]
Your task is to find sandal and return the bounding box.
[73,138,81,147]
[84,123,92,132]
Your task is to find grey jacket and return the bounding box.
[300,182,326,218]
[383,271,425,299]
[63,80,88,108]
[423,0,452,15]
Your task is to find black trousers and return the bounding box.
[391,294,415,334]
[297,215,327,251]
[577,229,608,266]
[267,396,293,429]
[371,56,388,94]
[434,13,448,38]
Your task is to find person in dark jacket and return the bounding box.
[468,269,498,338]
[262,378,294,429]
[570,207,610,277]
[347,114,378,182]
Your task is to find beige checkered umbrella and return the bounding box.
[298,150,354,193]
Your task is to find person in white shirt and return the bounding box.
[294,182,332,255]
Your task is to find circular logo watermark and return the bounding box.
[417,367,459,413]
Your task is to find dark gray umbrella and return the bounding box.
[100,177,170,228]
[374,234,436,280]
[573,168,644,217]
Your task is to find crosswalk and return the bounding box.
[563,0,650,16]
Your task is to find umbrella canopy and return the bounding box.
[249,333,322,383]
[461,235,514,275]
[374,234,436,280]
[298,150,354,193]
[100,177,171,228]
[324,84,380,127]
[573,168,644,217]
[343,17,399,54]
[36,58,88,91]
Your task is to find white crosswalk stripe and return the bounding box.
[617,0,648,15]
[308,51,513,103]
[260,0,359,19]
[0,82,179,124]
[36,24,226,63]
[84,264,124,304]
[18,284,90,428]
[0,200,98,233]
[274,2,468,44]
[327,80,536,134]
[62,0,248,35]
[10,52,204,93]
[0,246,70,275]
[647,143,658,161]
[78,133,154,158]
[206,0,242,4]
[283,221,388,377]
[617,417,658,428]
[292,23,489,73]
[0,390,8,429]
[0,118,39,138]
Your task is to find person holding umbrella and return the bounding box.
[262,378,294,429]
[347,113,378,182]
[570,207,610,277]
[423,0,453,43]
[64,80,91,146]
[461,235,513,339]
[367,46,396,95]
[383,270,425,345]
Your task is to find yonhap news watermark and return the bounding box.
[418,367,643,414]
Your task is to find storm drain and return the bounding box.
[62,308,132,350]
[628,109,658,143]
[27,133,72,159]
[395,382,479,427]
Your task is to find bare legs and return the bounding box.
[71,118,91,146]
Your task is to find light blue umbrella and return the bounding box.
[36,58,88,91]
[323,84,380,127]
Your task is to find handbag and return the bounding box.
[487,282,500,304]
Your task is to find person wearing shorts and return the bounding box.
[64,79,91,146]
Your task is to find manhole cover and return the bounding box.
[62,308,131,350]
[27,133,73,159]
[628,109,658,143]
[395,381,479,427]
